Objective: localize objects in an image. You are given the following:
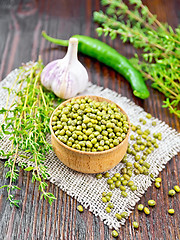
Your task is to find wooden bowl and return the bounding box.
[50,96,131,174]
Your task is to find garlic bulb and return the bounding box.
[41,38,88,99]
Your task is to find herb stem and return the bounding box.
[8,144,19,196]
[40,86,47,111]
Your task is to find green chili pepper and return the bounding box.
[42,31,150,99]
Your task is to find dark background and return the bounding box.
[0,0,179,239]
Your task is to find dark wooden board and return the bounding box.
[0,0,179,239]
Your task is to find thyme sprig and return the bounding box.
[0,59,62,207]
[94,0,180,117]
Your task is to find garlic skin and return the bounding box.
[41,38,88,99]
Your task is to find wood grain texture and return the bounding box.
[0,0,179,239]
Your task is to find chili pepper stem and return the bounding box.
[42,31,69,47]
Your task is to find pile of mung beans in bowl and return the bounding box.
[50,96,131,174]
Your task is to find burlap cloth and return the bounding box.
[0,67,180,230]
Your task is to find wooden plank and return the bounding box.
[0,0,179,239]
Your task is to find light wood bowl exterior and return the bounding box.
[50,96,131,174]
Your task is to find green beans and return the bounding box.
[174,185,180,193]
[121,211,128,218]
[115,180,121,188]
[110,183,116,190]
[112,176,118,182]
[144,207,150,215]
[154,177,161,188]
[52,97,129,152]
[114,173,120,178]
[168,209,175,215]
[107,192,113,197]
[105,196,111,202]
[127,181,134,187]
[115,213,122,221]
[97,120,165,219]
[134,169,140,175]
[96,173,102,179]
[77,205,84,212]
[148,200,156,207]
[112,230,118,238]
[168,189,176,196]
[130,135,135,140]
[104,172,110,178]
[106,207,111,213]
[133,221,139,229]
[146,113,152,119]
[108,202,114,208]
[122,180,128,186]
[102,197,107,203]
[155,177,161,183]
[121,191,128,197]
[152,121,157,126]
[120,185,126,191]
[137,204,144,211]
[102,192,107,197]
[143,162,150,169]
[130,185,137,191]
[123,174,130,181]
[155,182,161,188]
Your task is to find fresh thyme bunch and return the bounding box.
[94,0,180,117]
[0,59,62,207]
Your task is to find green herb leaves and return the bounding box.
[0,59,62,207]
[94,0,180,117]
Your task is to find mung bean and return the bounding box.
[133,221,139,229]
[137,204,144,211]
[168,189,176,196]
[77,205,84,212]
[115,213,122,221]
[148,200,156,207]
[112,230,118,238]
[174,185,180,193]
[168,209,175,215]
[144,207,150,215]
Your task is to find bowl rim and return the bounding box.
[50,95,131,155]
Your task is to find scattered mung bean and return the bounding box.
[148,200,156,207]
[106,207,111,213]
[146,114,152,119]
[105,196,111,202]
[155,182,161,188]
[107,192,113,197]
[130,185,137,191]
[102,192,106,197]
[115,213,122,221]
[108,202,114,208]
[174,185,180,193]
[115,180,121,188]
[168,209,175,215]
[137,204,144,211]
[133,221,139,229]
[77,205,84,212]
[168,189,176,196]
[102,197,107,203]
[121,191,128,197]
[155,177,161,183]
[121,211,128,218]
[144,207,150,215]
[110,183,116,190]
[112,230,118,238]
[104,172,110,178]
[96,174,102,179]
